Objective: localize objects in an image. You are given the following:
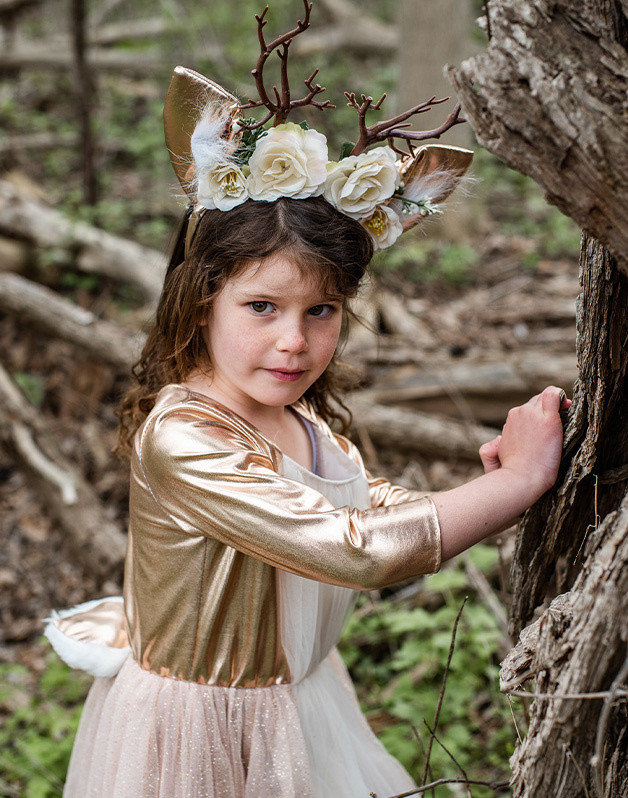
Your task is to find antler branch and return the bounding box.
[346,93,465,156]
[238,1,334,129]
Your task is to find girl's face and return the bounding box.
[199,252,343,420]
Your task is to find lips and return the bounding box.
[265,369,306,382]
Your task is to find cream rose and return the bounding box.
[247,122,328,201]
[324,146,400,219]
[360,204,403,250]
[197,161,249,211]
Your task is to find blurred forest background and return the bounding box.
[0,1,583,796]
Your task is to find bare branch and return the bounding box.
[386,777,512,798]
[346,93,465,156]
[422,719,472,798]
[421,597,468,785]
[238,0,333,128]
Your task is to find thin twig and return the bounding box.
[506,688,627,700]
[574,474,599,563]
[483,0,492,40]
[423,719,471,798]
[464,554,510,655]
[410,726,434,798]
[592,643,628,797]
[507,694,523,744]
[420,597,468,785]
[386,777,511,798]
[565,746,591,798]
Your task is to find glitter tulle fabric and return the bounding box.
[62,414,418,797]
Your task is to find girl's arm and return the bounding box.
[433,385,570,560]
[137,386,567,589]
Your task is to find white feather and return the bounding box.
[190,106,234,173]
[402,168,459,205]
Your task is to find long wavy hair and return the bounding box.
[115,196,374,456]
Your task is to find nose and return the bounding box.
[276,317,308,353]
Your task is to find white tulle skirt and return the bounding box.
[64,648,415,798]
[61,435,417,797]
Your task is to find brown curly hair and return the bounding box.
[115,196,374,457]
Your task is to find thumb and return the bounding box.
[479,435,502,473]
[541,386,570,414]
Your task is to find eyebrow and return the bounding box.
[235,287,342,303]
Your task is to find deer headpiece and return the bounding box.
[163,1,473,252]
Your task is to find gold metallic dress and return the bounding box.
[49,385,442,798]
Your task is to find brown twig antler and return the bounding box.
[345,92,465,156]
[238,1,334,129]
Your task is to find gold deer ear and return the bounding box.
[396,144,473,231]
[163,66,241,196]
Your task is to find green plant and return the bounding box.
[0,653,91,798]
[372,238,479,287]
[11,372,46,408]
[339,545,517,796]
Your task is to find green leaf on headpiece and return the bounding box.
[339,141,355,160]
[232,120,268,166]
[298,120,310,130]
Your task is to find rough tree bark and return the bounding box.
[448,1,628,795]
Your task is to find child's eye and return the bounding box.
[249,301,274,314]
[308,304,335,318]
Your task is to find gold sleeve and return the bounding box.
[136,406,441,590]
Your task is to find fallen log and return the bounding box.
[0,132,77,154]
[0,179,165,302]
[364,354,578,419]
[88,17,170,46]
[0,271,498,461]
[0,43,163,72]
[0,272,144,371]
[0,365,126,579]
[347,392,499,461]
[0,235,28,273]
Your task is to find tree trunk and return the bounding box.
[501,492,628,797]
[448,0,628,275]
[398,0,475,241]
[509,238,628,635]
[448,1,628,795]
[71,0,97,205]
[397,0,474,150]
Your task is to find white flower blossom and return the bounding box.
[323,146,400,219]
[197,161,249,211]
[247,122,328,201]
[360,204,403,250]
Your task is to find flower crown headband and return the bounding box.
[163,0,473,254]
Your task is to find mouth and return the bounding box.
[265,368,307,383]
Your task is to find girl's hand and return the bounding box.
[480,386,571,492]
[438,386,571,561]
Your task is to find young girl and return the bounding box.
[46,11,570,797]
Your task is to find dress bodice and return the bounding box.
[121,385,440,686]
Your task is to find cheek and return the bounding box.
[208,315,267,364]
[314,323,343,364]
